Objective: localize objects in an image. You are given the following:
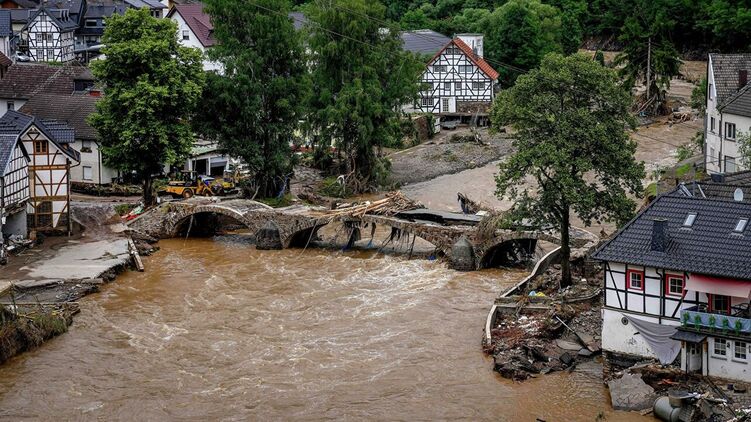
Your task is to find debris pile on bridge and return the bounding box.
[317,191,423,219]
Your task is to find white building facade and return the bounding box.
[705,54,751,174]
[0,133,30,238]
[594,189,751,383]
[20,8,77,63]
[416,34,498,120]
[167,4,221,73]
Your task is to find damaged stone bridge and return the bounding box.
[126,199,597,270]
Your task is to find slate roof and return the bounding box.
[123,0,166,9]
[288,11,307,31]
[593,188,751,280]
[710,53,751,106]
[84,5,125,19]
[25,8,78,31]
[19,92,98,140]
[167,3,214,47]
[428,37,499,81]
[0,10,12,38]
[0,110,80,162]
[0,63,93,100]
[720,82,751,118]
[400,29,450,55]
[0,133,26,177]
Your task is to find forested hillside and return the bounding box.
[293,0,749,82]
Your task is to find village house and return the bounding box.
[704,53,751,174]
[0,127,29,240]
[412,34,499,125]
[593,184,751,383]
[19,7,78,62]
[0,110,79,233]
[166,3,220,72]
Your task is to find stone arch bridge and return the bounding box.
[126,199,597,270]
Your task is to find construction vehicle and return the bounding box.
[161,171,217,199]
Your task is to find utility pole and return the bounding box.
[646,37,652,101]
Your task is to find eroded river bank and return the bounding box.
[0,235,650,420]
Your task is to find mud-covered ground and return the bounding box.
[388,127,514,186]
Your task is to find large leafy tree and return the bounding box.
[306,0,422,192]
[612,0,682,108]
[479,0,564,84]
[196,0,308,198]
[490,53,645,287]
[90,8,205,205]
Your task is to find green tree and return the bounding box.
[89,8,204,205]
[691,77,708,115]
[196,0,308,198]
[480,0,564,84]
[613,1,682,107]
[490,53,645,286]
[306,0,422,192]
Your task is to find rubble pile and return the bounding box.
[486,264,603,381]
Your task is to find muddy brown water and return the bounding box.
[0,236,649,421]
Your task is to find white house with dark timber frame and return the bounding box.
[19,7,77,63]
[414,34,499,124]
[0,110,79,234]
[593,185,751,382]
[0,132,30,240]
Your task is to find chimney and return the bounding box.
[650,219,670,252]
[740,70,748,89]
[456,33,484,58]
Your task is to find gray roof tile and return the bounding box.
[0,133,22,177]
[710,53,751,106]
[593,188,751,280]
[400,29,450,55]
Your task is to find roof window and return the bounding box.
[683,213,697,227]
[734,218,748,233]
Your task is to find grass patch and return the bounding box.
[644,183,657,198]
[258,193,295,208]
[675,163,692,178]
[318,177,348,198]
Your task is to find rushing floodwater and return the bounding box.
[0,236,648,421]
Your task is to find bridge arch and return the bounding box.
[168,205,251,237]
[476,231,561,270]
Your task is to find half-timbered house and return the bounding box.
[0,131,29,239]
[0,110,79,234]
[20,7,77,62]
[593,185,751,382]
[414,34,499,124]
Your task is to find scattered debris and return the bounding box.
[607,373,656,411]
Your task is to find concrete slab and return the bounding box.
[20,239,130,280]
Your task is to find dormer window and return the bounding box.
[734,218,748,233]
[683,213,697,227]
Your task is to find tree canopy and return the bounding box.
[196,0,309,198]
[89,8,205,205]
[490,53,645,286]
[305,0,423,192]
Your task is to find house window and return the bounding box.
[458,65,473,73]
[432,65,447,73]
[709,294,730,315]
[725,156,737,173]
[735,341,748,360]
[734,218,748,233]
[44,33,52,42]
[182,30,189,41]
[81,140,92,153]
[626,269,644,291]
[683,213,697,227]
[472,81,485,91]
[39,14,47,22]
[666,274,684,297]
[455,82,462,93]
[713,339,727,357]
[83,166,93,181]
[85,19,97,27]
[709,83,713,100]
[710,117,715,132]
[725,122,736,140]
[442,98,449,112]
[6,101,14,111]
[33,140,47,154]
[421,97,434,107]
[36,49,43,59]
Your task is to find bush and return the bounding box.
[318,176,347,198]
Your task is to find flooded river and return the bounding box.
[0,236,647,421]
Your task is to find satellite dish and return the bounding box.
[734,188,744,202]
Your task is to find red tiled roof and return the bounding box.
[428,38,499,81]
[168,3,215,48]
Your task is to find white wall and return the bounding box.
[602,308,681,358]
[0,99,27,117]
[70,140,119,185]
[707,336,751,382]
[170,11,222,73]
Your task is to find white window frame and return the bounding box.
[421,97,434,107]
[710,116,715,132]
[472,81,485,91]
[432,65,447,73]
[734,341,748,361]
[82,166,93,181]
[442,98,449,112]
[713,338,727,358]
[458,65,473,73]
[725,122,736,140]
[725,156,737,173]
[667,275,684,296]
[182,30,190,41]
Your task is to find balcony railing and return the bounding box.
[680,305,751,335]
